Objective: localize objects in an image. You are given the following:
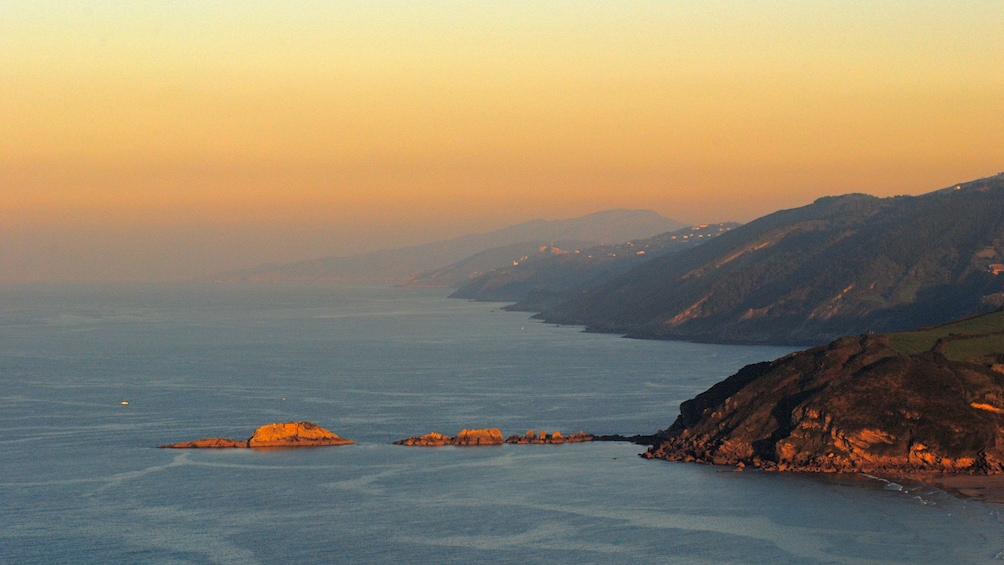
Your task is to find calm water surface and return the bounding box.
[1,284,1002,564]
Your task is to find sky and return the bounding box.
[2,1,1002,281]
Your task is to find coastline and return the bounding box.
[914,474,1004,504]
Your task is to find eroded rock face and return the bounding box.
[645,333,1004,476]
[505,430,594,444]
[159,422,353,449]
[394,428,504,446]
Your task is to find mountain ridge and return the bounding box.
[208,209,686,284]
[534,173,1004,345]
[448,223,739,309]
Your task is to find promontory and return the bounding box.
[645,310,1004,477]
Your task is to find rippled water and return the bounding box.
[1,283,1002,564]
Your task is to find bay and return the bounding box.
[1,283,1001,564]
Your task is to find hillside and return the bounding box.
[209,209,685,283]
[448,223,738,310]
[645,310,1004,476]
[537,174,1004,345]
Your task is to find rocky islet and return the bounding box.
[505,430,594,444]
[159,421,355,449]
[394,428,507,446]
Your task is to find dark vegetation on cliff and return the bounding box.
[450,223,737,311]
[534,174,1004,345]
[645,310,1004,476]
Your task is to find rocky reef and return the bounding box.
[159,438,249,449]
[394,428,598,446]
[644,311,1004,476]
[159,422,354,448]
[394,428,505,446]
[505,430,594,444]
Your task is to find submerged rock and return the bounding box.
[159,422,354,449]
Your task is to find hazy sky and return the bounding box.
[2,2,1002,281]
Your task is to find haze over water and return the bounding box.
[2,284,1002,564]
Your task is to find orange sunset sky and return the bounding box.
[2,2,1002,281]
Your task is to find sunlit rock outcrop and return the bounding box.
[159,422,354,449]
[394,428,505,446]
[505,430,594,444]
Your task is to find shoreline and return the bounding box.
[699,461,1004,504]
[911,474,1004,504]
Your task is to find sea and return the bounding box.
[1,283,1002,564]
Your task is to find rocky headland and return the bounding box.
[644,311,1004,478]
[159,422,354,448]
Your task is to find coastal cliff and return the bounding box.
[645,311,1004,476]
[159,422,354,448]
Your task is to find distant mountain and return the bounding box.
[397,240,599,289]
[209,209,686,283]
[536,173,1004,345]
[448,223,739,311]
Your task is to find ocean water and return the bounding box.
[1,283,1002,564]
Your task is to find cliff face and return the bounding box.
[160,422,353,448]
[646,311,1004,475]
